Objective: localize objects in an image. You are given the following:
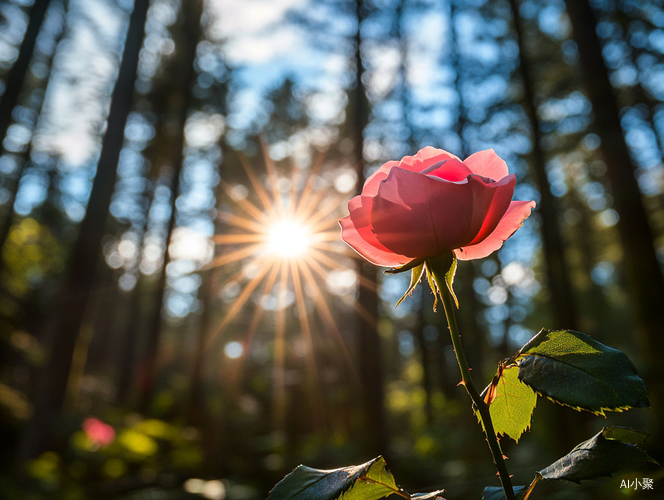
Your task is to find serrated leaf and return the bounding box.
[267,456,406,500]
[395,263,425,308]
[516,329,649,415]
[482,486,525,500]
[486,365,537,442]
[539,426,657,483]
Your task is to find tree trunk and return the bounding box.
[564,0,664,452]
[115,185,156,406]
[0,0,51,148]
[508,0,579,331]
[16,0,150,463]
[136,0,203,413]
[186,268,213,425]
[0,0,65,255]
[352,0,387,458]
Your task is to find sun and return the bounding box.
[265,219,311,257]
[202,147,362,431]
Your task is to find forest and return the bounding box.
[0,0,663,498]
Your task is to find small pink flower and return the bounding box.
[339,147,536,266]
[82,417,115,447]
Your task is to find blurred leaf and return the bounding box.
[118,429,158,457]
[485,365,537,442]
[539,426,658,483]
[0,382,32,420]
[482,486,525,500]
[395,263,424,308]
[516,329,649,415]
[267,456,445,500]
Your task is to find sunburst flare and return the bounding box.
[207,148,361,432]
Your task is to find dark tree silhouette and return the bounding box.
[136,0,204,412]
[351,0,387,457]
[508,0,578,332]
[0,0,51,149]
[564,0,664,449]
[17,0,150,462]
[0,0,65,259]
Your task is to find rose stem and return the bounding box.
[427,253,516,500]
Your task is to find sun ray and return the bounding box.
[304,252,377,327]
[310,231,343,244]
[306,196,344,223]
[207,244,265,269]
[286,159,299,217]
[218,179,272,225]
[259,137,283,217]
[206,144,378,440]
[227,261,282,396]
[217,211,267,234]
[213,234,266,244]
[205,258,276,349]
[296,188,331,223]
[238,153,276,215]
[294,151,325,215]
[309,241,358,260]
[291,259,327,435]
[298,256,360,386]
[273,259,289,432]
[308,248,377,292]
[309,216,344,234]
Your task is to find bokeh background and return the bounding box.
[0,0,663,498]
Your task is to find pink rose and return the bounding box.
[340,147,536,267]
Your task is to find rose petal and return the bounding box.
[463,149,509,181]
[409,146,461,162]
[362,147,460,197]
[362,160,402,198]
[371,168,516,257]
[339,196,412,267]
[399,146,461,172]
[424,158,473,182]
[466,174,516,245]
[455,200,536,261]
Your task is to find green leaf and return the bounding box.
[516,329,649,415]
[424,262,439,312]
[424,252,456,311]
[539,426,657,483]
[602,426,649,445]
[486,365,537,442]
[395,263,425,308]
[482,486,525,500]
[385,257,426,274]
[267,456,406,500]
[444,253,458,308]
